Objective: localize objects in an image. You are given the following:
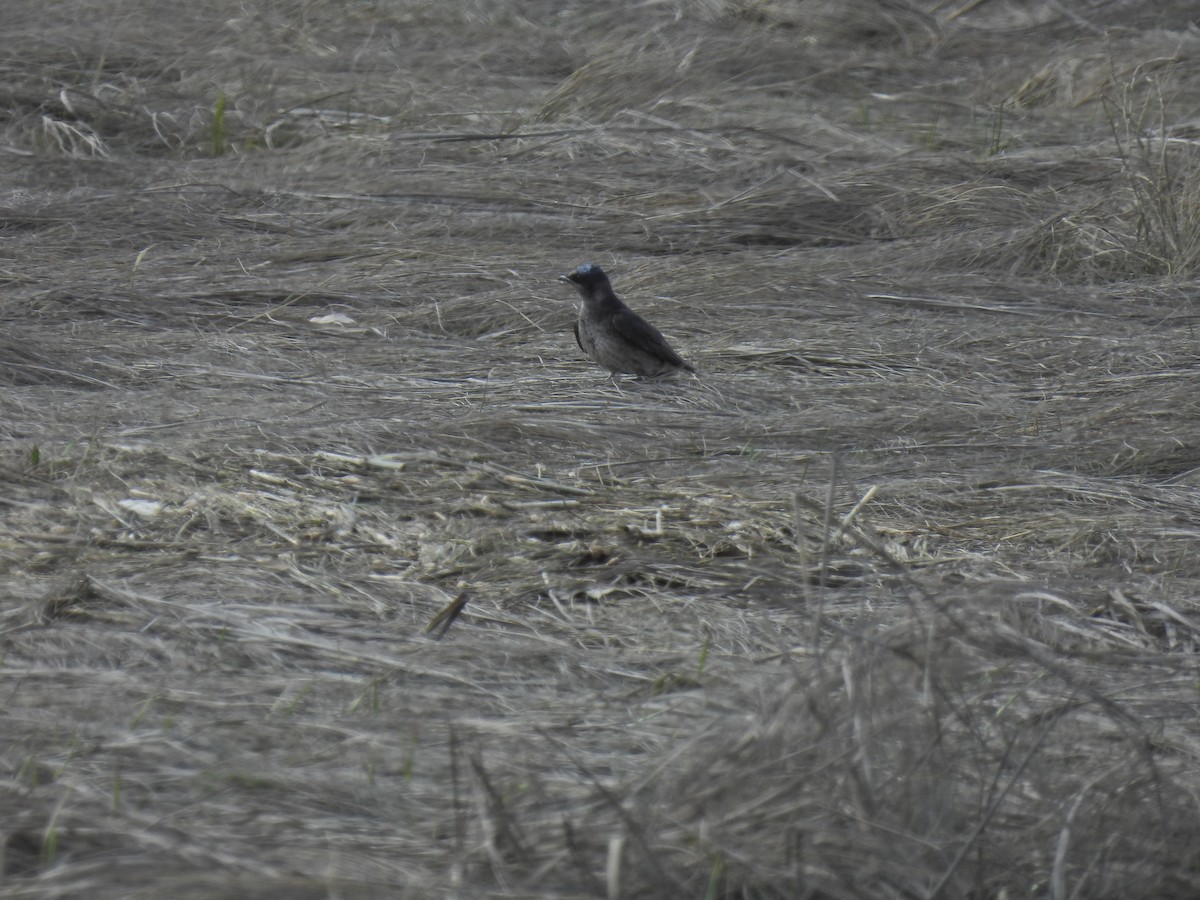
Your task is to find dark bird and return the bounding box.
[559,264,695,378]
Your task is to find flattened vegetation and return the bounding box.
[4,2,1200,898]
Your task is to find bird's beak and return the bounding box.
[558,273,575,284]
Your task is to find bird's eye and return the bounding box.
[578,263,593,274]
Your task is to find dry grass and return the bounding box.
[4,1,1200,898]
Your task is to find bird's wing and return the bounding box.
[573,320,584,353]
[610,309,689,368]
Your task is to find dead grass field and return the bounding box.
[4,1,1200,897]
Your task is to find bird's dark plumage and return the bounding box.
[560,264,695,378]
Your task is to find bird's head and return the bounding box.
[560,263,610,290]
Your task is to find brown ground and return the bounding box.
[4,1,1200,897]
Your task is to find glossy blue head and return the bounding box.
[561,263,609,288]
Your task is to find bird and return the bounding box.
[559,264,695,378]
